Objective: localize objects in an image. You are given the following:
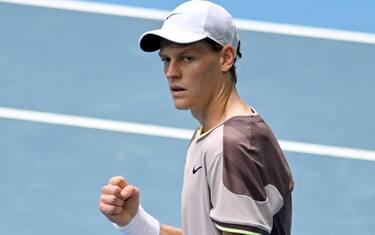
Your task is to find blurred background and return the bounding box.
[1,0,374,234]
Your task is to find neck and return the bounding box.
[191,83,251,133]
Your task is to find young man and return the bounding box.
[99,1,294,235]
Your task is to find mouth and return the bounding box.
[170,85,186,93]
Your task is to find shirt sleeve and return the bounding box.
[206,125,285,234]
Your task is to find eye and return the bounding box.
[160,57,170,64]
[182,56,194,63]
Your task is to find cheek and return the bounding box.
[187,67,219,105]
[194,61,221,89]
[182,56,221,95]
[193,57,219,78]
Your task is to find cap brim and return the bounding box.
[139,28,207,52]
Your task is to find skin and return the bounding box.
[159,39,251,133]
[99,39,253,235]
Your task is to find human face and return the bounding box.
[159,40,224,111]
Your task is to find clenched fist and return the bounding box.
[99,176,140,226]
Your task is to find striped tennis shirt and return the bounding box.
[181,110,293,235]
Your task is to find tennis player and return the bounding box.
[99,1,294,234]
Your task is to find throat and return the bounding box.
[192,87,251,132]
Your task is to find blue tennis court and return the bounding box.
[1,1,375,234]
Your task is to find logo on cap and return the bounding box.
[165,12,182,21]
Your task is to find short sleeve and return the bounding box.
[206,119,286,235]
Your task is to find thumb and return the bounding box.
[121,185,140,201]
[119,185,140,222]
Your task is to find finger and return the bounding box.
[99,202,123,215]
[101,185,122,197]
[120,185,139,201]
[109,176,128,189]
[100,194,125,207]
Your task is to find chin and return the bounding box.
[173,101,191,110]
[174,104,190,110]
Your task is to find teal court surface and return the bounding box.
[1,1,375,234]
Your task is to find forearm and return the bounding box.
[160,224,182,235]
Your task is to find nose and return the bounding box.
[164,60,181,80]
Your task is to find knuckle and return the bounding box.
[109,176,123,183]
[100,203,118,214]
[109,176,128,187]
[121,185,140,198]
[108,196,118,204]
[101,194,123,206]
[130,185,140,194]
[112,187,121,195]
[101,185,108,193]
[109,176,120,182]
[99,203,108,213]
[103,185,121,195]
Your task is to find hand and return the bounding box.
[99,176,140,226]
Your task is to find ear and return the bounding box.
[220,45,235,73]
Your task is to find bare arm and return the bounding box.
[160,224,182,235]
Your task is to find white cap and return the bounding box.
[139,0,239,52]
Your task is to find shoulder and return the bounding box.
[223,114,283,164]
[222,115,268,162]
[224,114,275,144]
[222,114,293,196]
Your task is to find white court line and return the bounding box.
[1,1,375,160]
[0,107,193,140]
[1,107,375,162]
[1,0,375,45]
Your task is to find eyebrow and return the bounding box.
[159,46,197,58]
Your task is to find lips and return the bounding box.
[170,85,186,92]
[170,85,187,97]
